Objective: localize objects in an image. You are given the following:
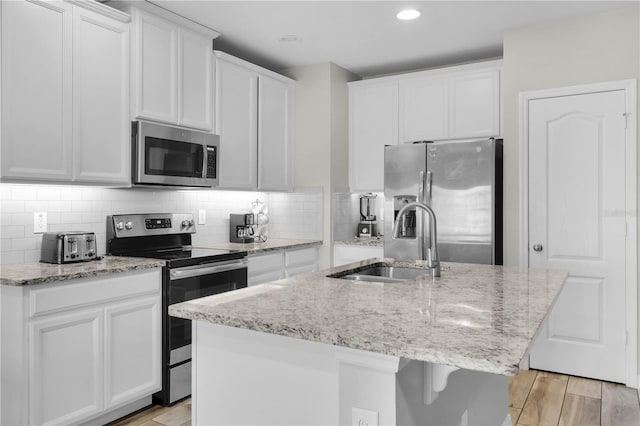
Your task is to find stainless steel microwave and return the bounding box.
[132,121,219,188]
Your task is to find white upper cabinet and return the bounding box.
[399,77,448,143]
[348,82,398,192]
[179,28,214,130]
[1,0,73,181]
[130,7,216,131]
[73,6,130,183]
[1,0,130,185]
[215,51,295,191]
[449,70,500,139]
[349,60,501,192]
[216,58,258,189]
[135,10,178,123]
[258,75,294,191]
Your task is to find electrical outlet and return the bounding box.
[198,209,206,225]
[34,212,47,233]
[352,407,378,426]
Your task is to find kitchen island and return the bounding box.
[170,258,568,426]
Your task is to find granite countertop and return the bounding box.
[170,258,568,376]
[196,238,322,254]
[335,237,384,247]
[0,256,165,286]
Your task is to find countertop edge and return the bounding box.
[168,305,522,376]
[196,238,323,254]
[0,257,166,287]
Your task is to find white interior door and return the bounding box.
[528,90,627,383]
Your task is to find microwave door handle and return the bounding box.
[202,145,207,178]
[170,259,248,280]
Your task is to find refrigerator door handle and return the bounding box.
[426,171,433,205]
[418,171,430,260]
[419,171,426,204]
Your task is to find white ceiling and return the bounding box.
[149,0,633,78]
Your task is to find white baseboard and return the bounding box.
[78,396,153,426]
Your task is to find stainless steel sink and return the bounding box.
[330,265,428,283]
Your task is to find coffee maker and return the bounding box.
[357,193,378,237]
[229,213,255,243]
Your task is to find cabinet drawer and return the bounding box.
[248,252,283,275]
[248,270,284,287]
[285,247,318,268]
[30,269,161,317]
[333,245,384,267]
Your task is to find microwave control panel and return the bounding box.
[206,145,217,179]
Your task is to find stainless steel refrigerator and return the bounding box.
[383,139,502,265]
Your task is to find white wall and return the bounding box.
[282,62,358,268]
[0,183,322,264]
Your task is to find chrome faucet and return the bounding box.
[392,202,441,277]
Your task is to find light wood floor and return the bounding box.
[110,370,640,426]
[510,370,640,426]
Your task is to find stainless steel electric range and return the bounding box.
[107,213,247,406]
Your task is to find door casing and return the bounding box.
[518,79,637,387]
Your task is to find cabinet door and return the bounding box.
[449,70,500,139]
[1,0,73,180]
[284,247,318,277]
[399,77,448,143]
[179,28,213,130]
[135,10,178,123]
[73,7,130,184]
[349,83,398,192]
[215,59,258,189]
[105,296,161,408]
[30,310,103,426]
[258,75,293,191]
[247,251,283,286]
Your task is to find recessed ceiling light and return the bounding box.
[396,9,421,20]
[279,35,300,43]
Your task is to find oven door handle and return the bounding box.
[169,258,248,280]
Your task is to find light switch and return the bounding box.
[198,209,206,225]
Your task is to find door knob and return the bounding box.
[533,244,544,252]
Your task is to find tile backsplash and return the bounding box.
[0,184,323,264]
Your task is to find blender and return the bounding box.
[357,193,378,237]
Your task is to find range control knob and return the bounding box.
[116,222,124,231]
[125,221,134,230]
[182,220,194,227]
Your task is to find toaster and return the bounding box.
[40,231,97,264]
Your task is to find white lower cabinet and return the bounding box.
[1,268,162,426]
[247,246,319,286]
[333,244,384,267]
[105,297,161,408]
[31,309,104,426]
[247,251,284,286]
[284,247,318,277]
